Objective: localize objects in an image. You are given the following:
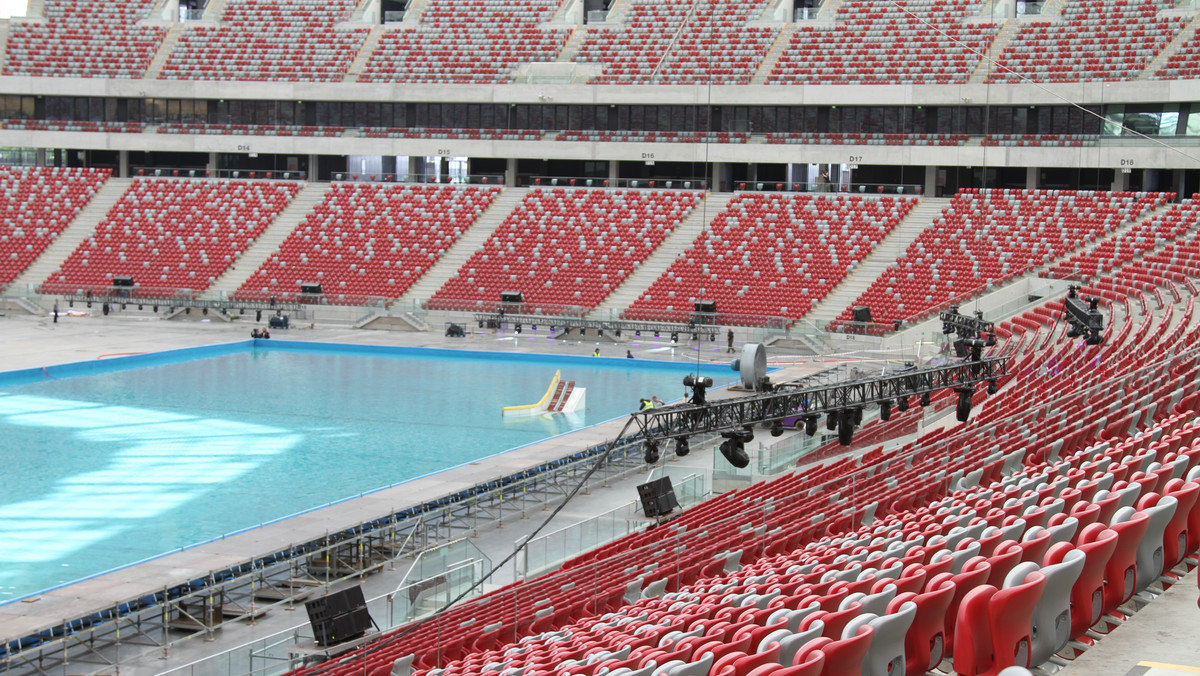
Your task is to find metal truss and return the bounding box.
[59,293,303,314]
[470,313,721,340]
[628,356,1010,441]
[939,307,994,338]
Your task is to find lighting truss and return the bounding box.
[473,312,720,340]
[628,355,1009,442]
[940,305,994,339]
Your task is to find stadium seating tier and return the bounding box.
[0,167,111,286]
[236,183,502,304]
[43,178,301,295]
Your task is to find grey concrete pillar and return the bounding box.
[1111,170,1129,192]
[208,152,218,176]
[924,165,938,197]
[118,150,129,178]
[1025,166,1037,189]
[505,158,517,187]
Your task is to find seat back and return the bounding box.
[890,577,954,674]
[1160,480,1199,569]
[820,624,874,676]
[1131,495,1177,592]
[1029,547,1085,665]
[1061,524,1118,638]
[988,571,1047,670]
[863,602,916,676]
[951,584,998,676]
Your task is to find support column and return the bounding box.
[308,154,318,180]
[1111,170,1129,192]
[713,162,725,191]
[208,152,218,176]
[505,158,517,187]
[118,150,129,178]
[1025,166,1037,189]
[924,165,937,197]
[410,156,423,182]
[608,160,618,184]
[35,148,46,167]
[1175,168,1186,199]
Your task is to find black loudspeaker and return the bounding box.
[693,300,717,314]
[300,283,323,294]
[305,585,372,647]
[500,291,524,303]
[852,305,872,323]
[445,323,465,337]
[269,314,289,329]
[112,276,134,287]
[636,477,679,518]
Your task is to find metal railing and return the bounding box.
[514,471,707,580]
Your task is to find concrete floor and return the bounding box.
[1,308,1198,676]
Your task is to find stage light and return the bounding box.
[654,330,660,338]
[615,328,621,337]
[955,386,975,422]
[880,399,892,421]
[598,328,604,337]
[920,392,931,407]
[68,300,73,308]
[805,416,818,437]
[670,332,679,344]
[531,324,537,332]
[770,421,784,437]
[987,379,998,395]
[635,330,641,337]
[684,374,713,405]
[740,426,754,443]
[515,324,522,334]
[837,409,855,446]
[674,438,690,457]
[120,303,127,310]
[185,307,191,315]
[137,304,143,311]
[826,411,838,431]
[710,333,716,342]
[853,407,863,425]
[644,440,660,464]
[718,432,750,468]
[692,333,699,341]
[897,396,909,412]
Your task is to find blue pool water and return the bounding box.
[0,341,736,602]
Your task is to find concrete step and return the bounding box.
[805,197,952,326]
[144,21,183,79]
[202,0,230,20]
[10,178,134,294]
[749,23,794,84]
[968,18,1017,84]
[589,191,735,320]
[202,182,333,300]
[398,187,531,306]
[344,23,384,82]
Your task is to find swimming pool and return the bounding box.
[0,341,736,602]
